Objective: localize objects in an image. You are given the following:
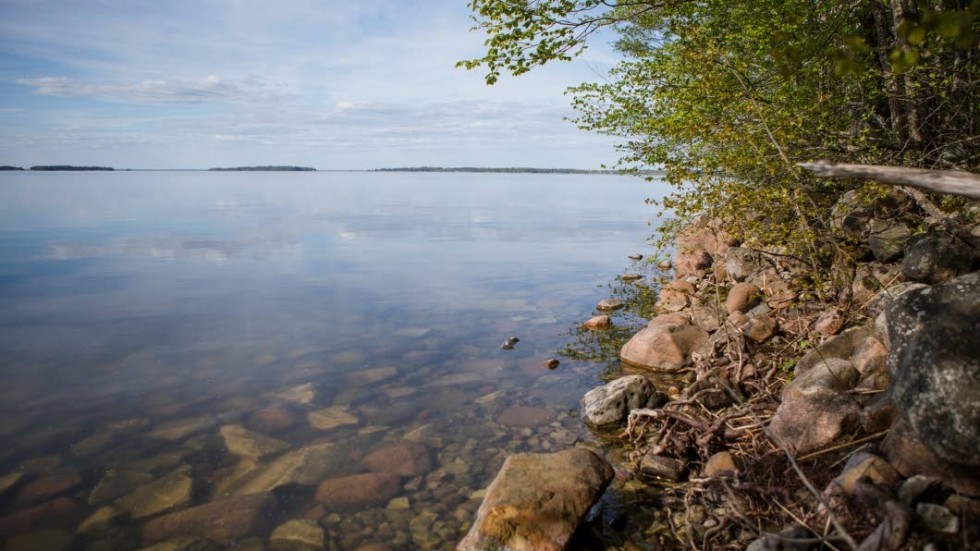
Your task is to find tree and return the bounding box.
[460,0,979,262]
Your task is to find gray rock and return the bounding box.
[596,298,624,311]
[887,272,980,466]
[725,247,771,282]
[457,448,613,551]
[901,232,974,284]
[916,503,959,534]
[868,218,912,262]
[581,375,663,427]
[769,385,860,455]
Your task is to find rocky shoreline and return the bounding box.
[460,191,979,549]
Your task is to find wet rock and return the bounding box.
[901,232,973,284]
[114,470,192,519]
[315,472,401,510]
[220,424,289,460]
[270,518,325,550]
[496,406,554,428]
[70,431,115,458]
[248,404,296,434]
[916,503,959,534]
[581,375,663,427]
[0,497,78,538]
[868,218,912,262]
[620,314,709,371]
[703,451,737,478]
[12,472,81,507]
[149,416,215,442]
[622,273,643,281]
[275,383,319,406]
[544,358,560,370]
[628,253,643,261]
[89,469,155,504]
[501,337,520,350]
[458,448,613,551]
[582,315,611,330]
[77,505,119,535]
[142,492,277,545]
[639,453,685,482]
[743,315,777,343]
[887,272,980,466]
[596,298,624,312]
[725,247,769,282]
[658,259,672,270]
[224,442,347,497]
[347,367,397,387]
[826,453,901,497]
[656,280,696,313]
[725,282,762,313]
[3,529,74,551]
[362,442,433,478]
[307,406,359,431]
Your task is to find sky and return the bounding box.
[0,0,623,169]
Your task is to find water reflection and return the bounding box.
[0,171,663,549]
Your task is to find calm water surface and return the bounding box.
[0,171,664,550]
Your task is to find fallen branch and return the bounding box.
[798,161,980,199]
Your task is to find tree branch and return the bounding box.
[798,161,980,199]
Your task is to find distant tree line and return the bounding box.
[208,166,316,171]
[373,166,638,174]
[28,165,115,171]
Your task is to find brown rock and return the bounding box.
[221,442,347,497]
[457,448,613,551]
[690,304,723,332]
[306,406,359,431]
[0,497,78,538]
[703,451,738,478]
[12,472,81,507]
[881,419,980,497]
[826,452,901,497]
[639,453,685,482]
[655,280,696,313]
[3,529,74,551]
[142,492,278,545]
[743,315,777,343]
[725,282,762,314]
[496,406,554,428]
[582,315,611,330]
[314,472,401,510]
[620,314,709,371]
[270,518,325,549]
[346,367,398,387]
[813,307,845,337]
[768,386,860,455]
[595,298,624,311]
[114,471,193,520]
[362,442,433,478]
[219,425,289,460]
[248,404,296,433]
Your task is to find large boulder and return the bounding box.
[886,271,980,467]
[581,375,664,427]
[620,314,709,371]
[900,232,974,284]
[457,448,613,551]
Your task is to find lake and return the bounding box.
[0,170,666,550]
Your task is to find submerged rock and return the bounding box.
[142,492,277,545]
[219,424,289,460]
[270,518,325,550]
[222,442,347,497]
[307,406,359,431]
[362,442,433,478]
[581,375,663,427]
[314,472,401,510]
[114,470,192,520]
[457,448,613,551]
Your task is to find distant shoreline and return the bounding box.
[208,166,316,172]
[1,165,663,175]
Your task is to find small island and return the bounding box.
[0,166,25,171]
[209,166,316,172]
[30,165,115,171]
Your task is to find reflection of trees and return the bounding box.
[558,264,663,381]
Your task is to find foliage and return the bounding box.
[460,0,979,265]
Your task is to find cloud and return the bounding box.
[16,75,292,104]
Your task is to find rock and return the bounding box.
[881,418,980,497]
[307,406,359,431]
[596,298,624,311]
[142,492,277,545]
[275,383,319,406]
[0,472,24,499]
[248,404,296,434]
[270,518,325,550]
[725,282,763,313]
[628,253,643,261]
[813,307,844,337]
[620,314,709,371]
[114,470,192,520]
[496,406,554,428]
[12,472,81,507]
[868,218,912,262]
[656,280,696,313]
[346,367,398,387]
[901,232,973,284]
[582,315,611,330]
[795,325,874,375]
[89,469,155,505]
[2,529,74,551]
[674,250,713,278]
[743,315,777,343]
[690,304,723,332]
[149,416,215,442]
[501,337,520,350]
[77,505,119,534]
[544,358,560,370]
[703,452,737,478]
[220,425,289,460]
[826,453,901,496]
[222,442,347,497]
[898,475,942,506]
[138,537,220,551]
[725,247,769,282]
[581,375,663,427]
[314,472,401,510]
[0,497,78,538]
[457,448,613,551]
[886,272,980,466]
[788,358,860,397]
[639,453,685,482]
[769,385,860,455]
[916,503,959,534]
[622,273,643,281]
[362,442,433,478]
[658,259,672,270]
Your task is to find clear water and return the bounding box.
[0,171,664,550]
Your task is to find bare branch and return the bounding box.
[798,161,980,199]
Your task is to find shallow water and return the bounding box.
[0,171,665,550]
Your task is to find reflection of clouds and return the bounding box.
[46,236,300,263]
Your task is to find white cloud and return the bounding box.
[16,75,292,104]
